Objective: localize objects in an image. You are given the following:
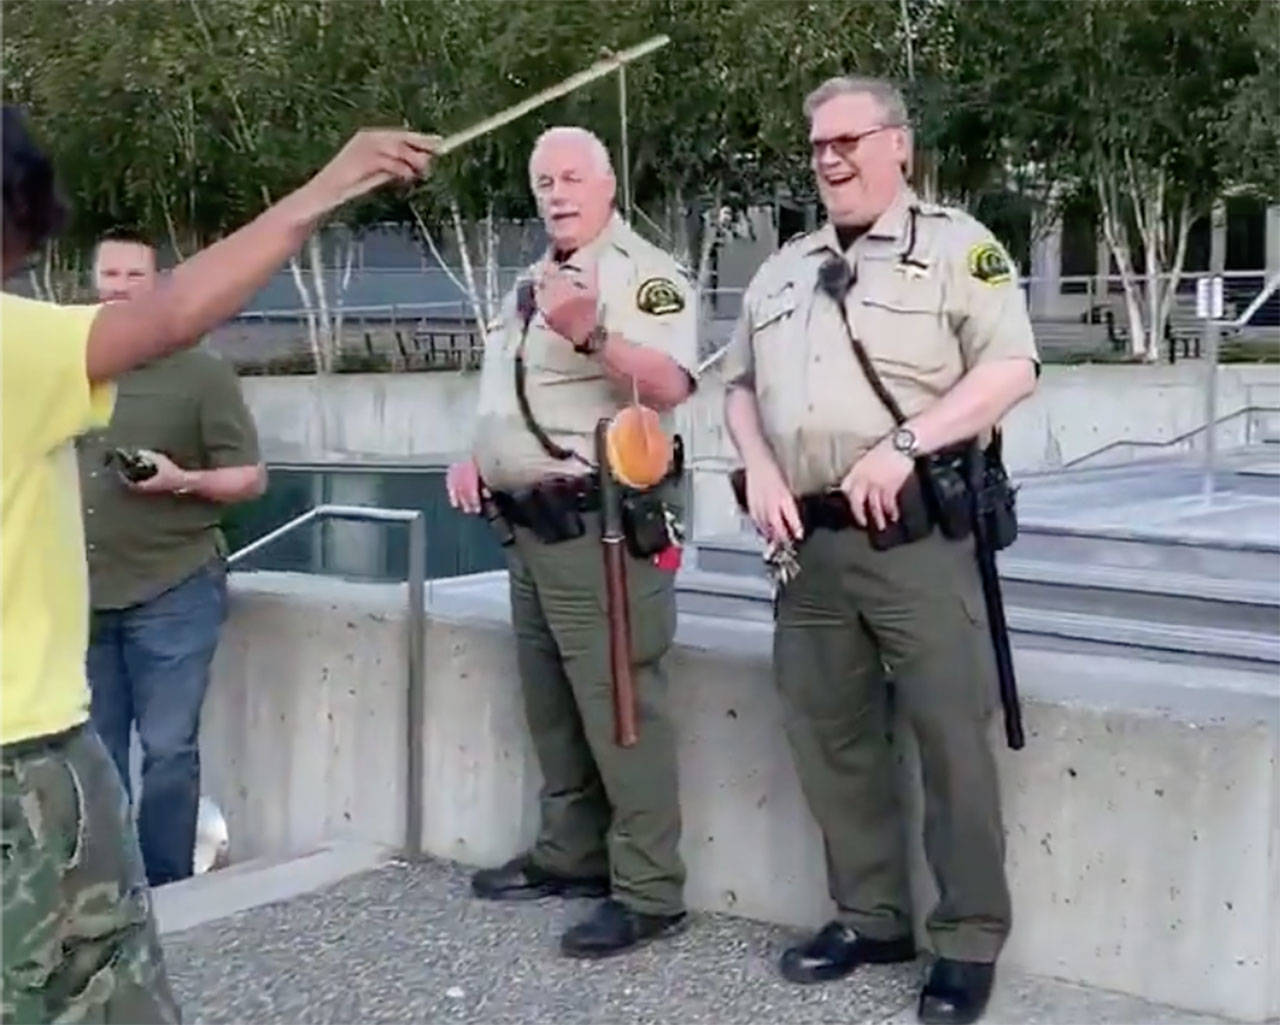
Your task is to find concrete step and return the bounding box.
[696,524,1280,584]
[677,569,773,622]
[153,839,392,935]
[1007,525,1280,581]
[677,560,1280,667]
[999,556,1280,635]
[1006,606,1279,667]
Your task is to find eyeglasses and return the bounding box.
[809,124,902,161]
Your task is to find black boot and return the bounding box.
[560,898,687,959]
[917,958,995,1025]
[471,855,609,901]
[780,921,916,984]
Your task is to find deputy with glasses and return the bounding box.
[720,77,1039,1025]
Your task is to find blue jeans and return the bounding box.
[87,561,228,887]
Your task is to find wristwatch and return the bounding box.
[891,426,920,458]
[574,323,608,355]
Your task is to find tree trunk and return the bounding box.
[694,187,724,299]
[332,235,357,359]
[483,202,498,323]
[1095,168,1146,357]
[29,242,82,303]
[450,200,491,345]
[1155,195,1193,359]
[307,233,334,372]
[670,186,691,268]
[1143,222,1160,362]
[286,254,323,373]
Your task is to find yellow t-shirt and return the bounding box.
[2,293,115,744]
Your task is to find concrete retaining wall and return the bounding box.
[240,364,1280,471]
[205,572,1279,1021]
[239,364,1280,543]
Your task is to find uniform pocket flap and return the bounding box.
[752,287,798,333]
[861,294,941,315]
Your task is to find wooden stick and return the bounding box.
[336,36,669,207]
[436,35,669,155]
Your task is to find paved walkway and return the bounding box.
[162,857,1233,1025]
[1016,446,1280,547]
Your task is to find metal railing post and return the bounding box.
[405,514,426,857]
[227,503,429,858]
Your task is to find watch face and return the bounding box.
[893,428,915,453]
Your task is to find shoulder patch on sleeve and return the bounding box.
[967,241,1012,285]
[636,277,685,315]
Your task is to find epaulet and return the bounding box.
[914,200,957,219]
[780,227,818,253]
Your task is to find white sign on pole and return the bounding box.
[1196,276,1225,319]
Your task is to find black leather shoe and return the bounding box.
[560,898,687,959]
[470,856,609,901]
[917,958,995,1024]
[780,921,916,984]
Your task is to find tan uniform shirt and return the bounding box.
[722,188,1039,495]
[473,213,698,491]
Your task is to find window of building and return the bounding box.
[1227,196,1267,271]
[1058,201,1096,294]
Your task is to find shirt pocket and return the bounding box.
[858,276,951,374]
[750,282,802,387]
[527,317,595,378]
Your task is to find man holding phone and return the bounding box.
[76,233,266,888]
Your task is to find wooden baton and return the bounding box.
[596,418,639,748]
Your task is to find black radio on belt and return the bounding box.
[621,492,677,559]
[918,446,973,542]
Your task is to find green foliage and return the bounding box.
[2,0,1273,259]
[916,0,1276,214]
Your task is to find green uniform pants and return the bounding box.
[2,724,181,1024]
[506,512,685,916]
[774,525,1011,962]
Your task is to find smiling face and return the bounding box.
[809,90,910,227]
[530,135,616,254]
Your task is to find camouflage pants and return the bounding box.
[2,724,180,1024]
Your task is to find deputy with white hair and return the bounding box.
[447,126,698,958]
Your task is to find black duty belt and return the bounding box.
[730,466,934,551]
[796,489,860,533]
[491,474,602,529]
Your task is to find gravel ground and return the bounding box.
[162,856,1238,1025]
[163,857,920,1024]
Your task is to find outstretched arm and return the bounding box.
[86,130,440,382]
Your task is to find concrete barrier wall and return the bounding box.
[240,363,1280,471]
[239,364,1280,542]
[205,572,1278,1021]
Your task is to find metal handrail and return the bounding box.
[227,504,427,858]
[1060,405,1280,470]
[1216,271,1280,328]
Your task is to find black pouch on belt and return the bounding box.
[867,470,935,551]
[527,487,586,544]
[918,444,975,542]
[976,433,1019,551]
[621,491,676,559]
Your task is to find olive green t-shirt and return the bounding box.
[75,348,260,610]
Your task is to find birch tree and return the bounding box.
[930,0,1274,361]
